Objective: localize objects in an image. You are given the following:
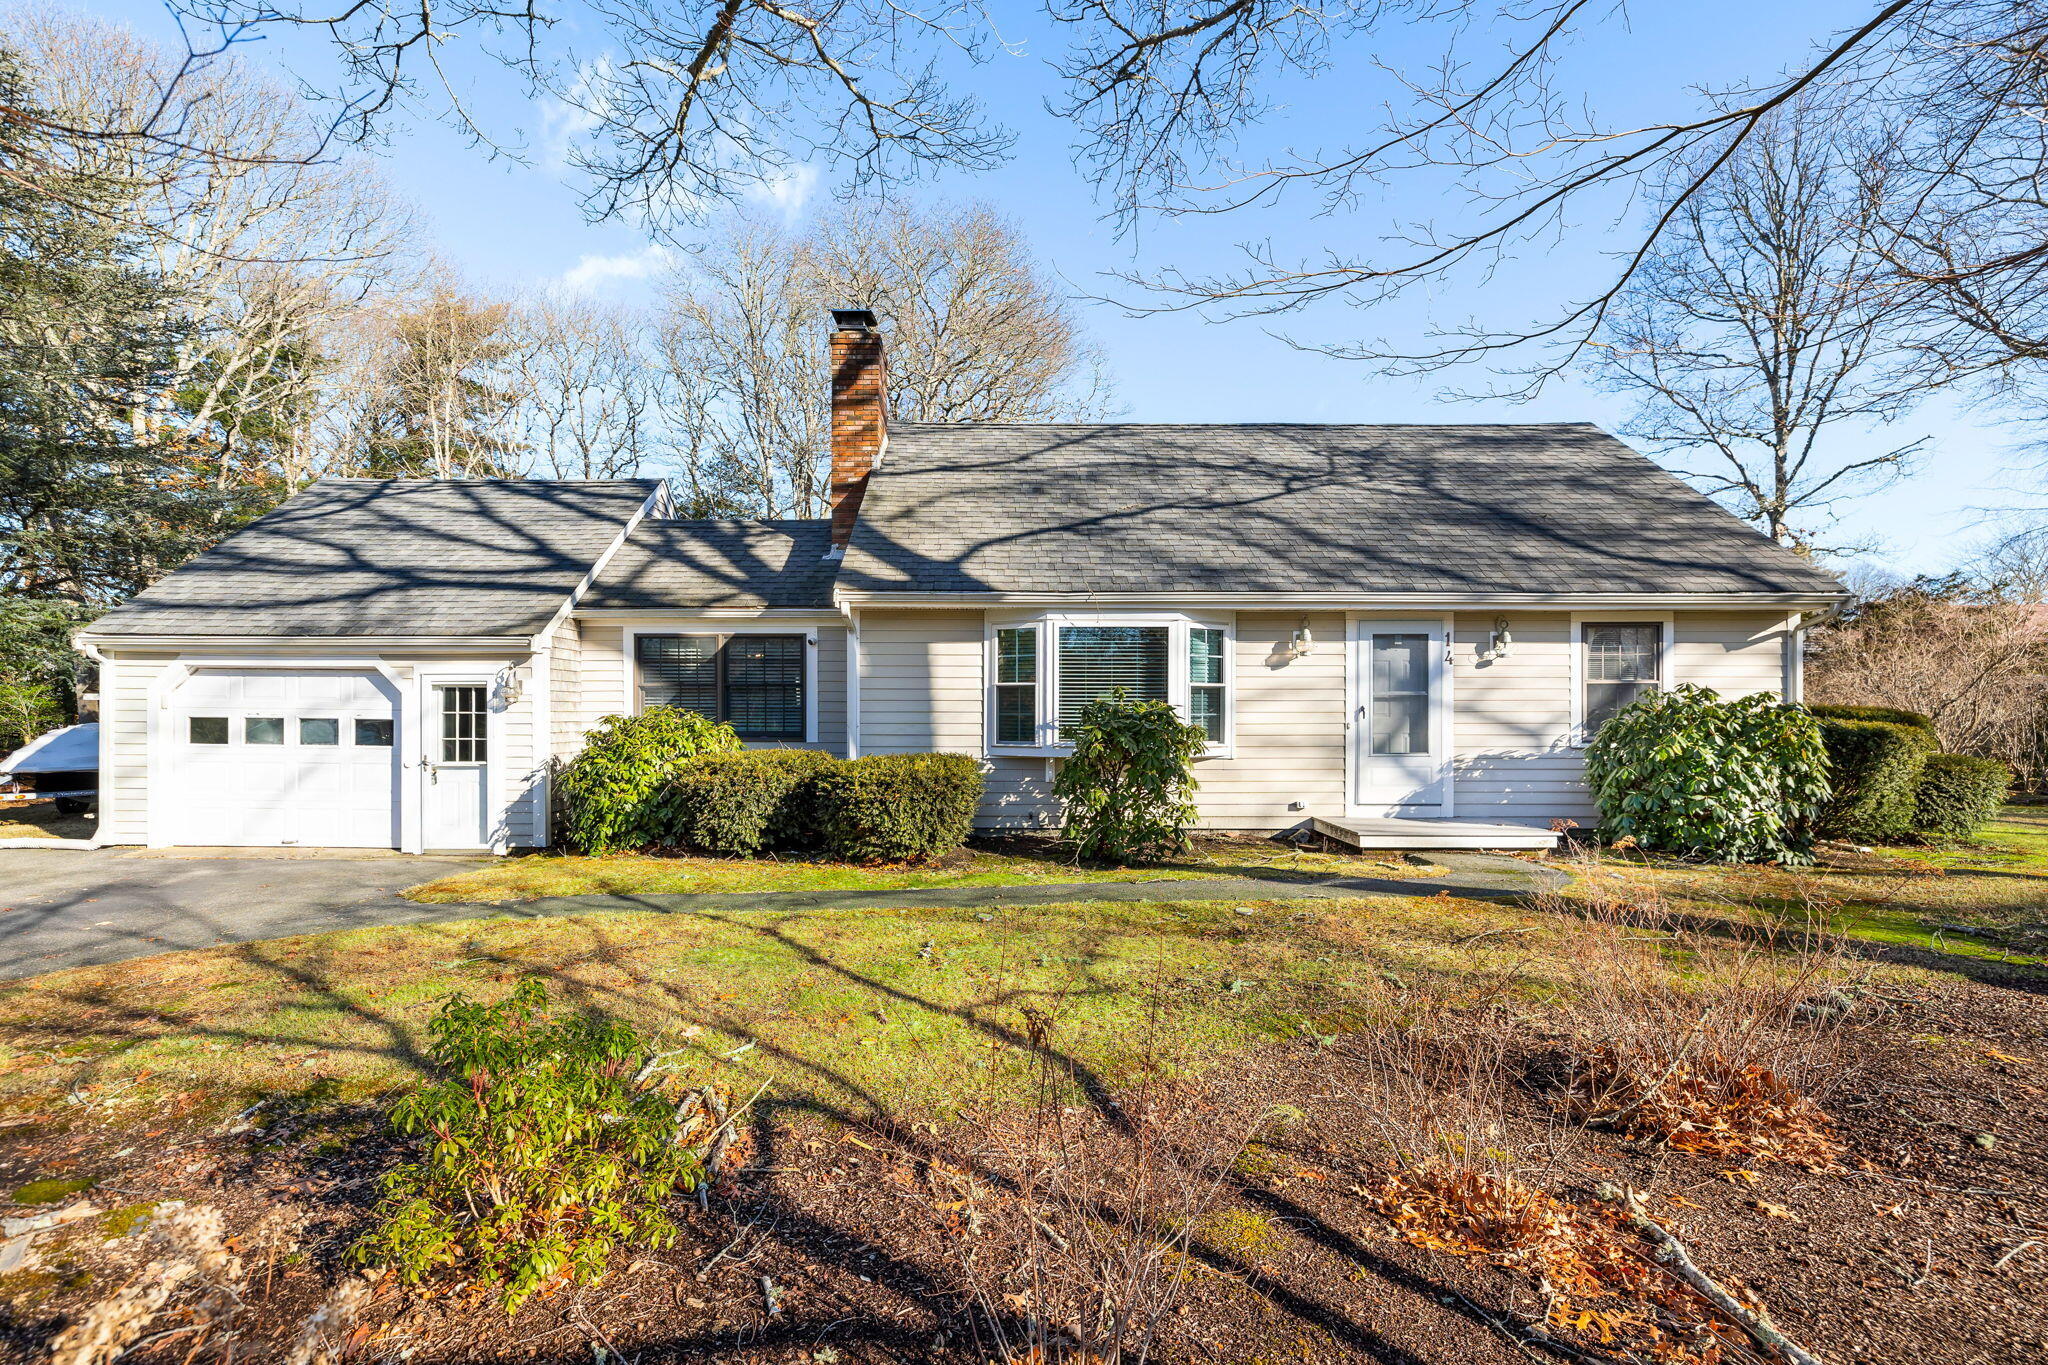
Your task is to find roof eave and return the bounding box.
[830,589,1850,610]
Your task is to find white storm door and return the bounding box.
[423,683,490,849]
[1354,623,1448,809]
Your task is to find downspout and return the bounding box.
[69,636,111,849]
[837,598,860,759]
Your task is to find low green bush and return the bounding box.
[1806,703,1939,739]
[1053,692,1211,862]
[555,708,740,853]
[1913,753,2011,836]
[670,748,838,855]
[1583,683,1830,863]
[812,752,983,862]
[351,981,716,1313]
[1815,716,1933,843]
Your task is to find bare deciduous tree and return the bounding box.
[1808,563,2048,787]
[505,293,660,480]
[1584,95,1934,552]
[657,200,1114,517]
[4,6,418,498]
[340,275,523,479]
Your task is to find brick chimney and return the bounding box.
[829,308,887,548]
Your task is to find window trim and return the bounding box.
[1568,611,1675,746]
[624,624,818,745]
[983,611,1235,758]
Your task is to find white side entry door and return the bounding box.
[1353,622,1449,810]
[422,682,490,850]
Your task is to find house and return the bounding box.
[75,309,1848,853]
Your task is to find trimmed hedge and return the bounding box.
[669,749,838,856]
[1807,703,1939,739]
[1814,717,1933,843]
[1913,753,2011,837]
[812,753,984,863]
[555,708,741,854]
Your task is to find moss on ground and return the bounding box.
[1582,807,2048,968]
[398,837,1434,903]
[0,891,1554,1130]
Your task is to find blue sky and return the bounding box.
[85,0,2036,574]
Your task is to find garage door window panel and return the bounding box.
[300,718,340,746]
[189,716,229,745]
[354,718,394,747]
[245,717,285,745]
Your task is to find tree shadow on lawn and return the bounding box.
[0,902,1542,1363]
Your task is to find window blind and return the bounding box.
[636,634,806,740]
[1058,625,1169,736]
[1583,622,1661,734]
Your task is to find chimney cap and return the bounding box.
[831,307,878,332]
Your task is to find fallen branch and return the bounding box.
[1612,1191,1824,1365]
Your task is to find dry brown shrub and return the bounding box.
[1542,857,1850,1167]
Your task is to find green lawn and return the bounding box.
[400,836,1442,903]
[0,889,1548,1128]
[1592,806,2048,967]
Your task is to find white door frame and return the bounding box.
[1346,615,1456,817]
[417,669,500,852]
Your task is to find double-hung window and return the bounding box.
[636,633,808,741]
[990,617,1230,752]
[1581,621,1664,737]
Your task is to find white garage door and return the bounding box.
[169,669,401,848]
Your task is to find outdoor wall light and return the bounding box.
[1482,616,1514,662]
[1289,621,1314,659]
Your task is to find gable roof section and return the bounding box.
[582,520,839,610]
[838,423,1845,597]
[87,478,660,639]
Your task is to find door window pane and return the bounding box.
[354,718,394,747]
[189,716,229,745]
[994,627,1039,744]
[440,686,488,763]
[244,717,285,745]
[1057,626,1169,737]
[299,717,340,746]
[1583,623,1662,734]
[1370,633,1431,756]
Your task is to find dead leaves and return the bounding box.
[1566,1046,1846,1168]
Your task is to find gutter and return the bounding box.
[828,589,1852,611]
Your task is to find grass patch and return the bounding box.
[1578,807,2048,968]
[399,835,1436,904]
[0,800,92,841]
[0,891,1556,1131]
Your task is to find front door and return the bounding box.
[423,683,489,849]
[1354,622,1448,809]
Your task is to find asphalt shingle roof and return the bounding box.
[583,520,839,610]
[88,478,659,638]
[839,423,1845,596]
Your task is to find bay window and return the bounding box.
[988,615,1231,752]
[636,632,808,741]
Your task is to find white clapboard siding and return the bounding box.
[857,611,984,755]
[1191,611,1348,828]
[546,618,583,761]
[1450,612,1589,822]
[97,653,174,844]
[1675,611,1793,699]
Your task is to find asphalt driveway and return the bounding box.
[0,848,488,982]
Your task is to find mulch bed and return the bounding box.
[0,971,2042,1364]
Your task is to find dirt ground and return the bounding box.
[0,961,2041,1365]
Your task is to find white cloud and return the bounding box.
[746,163,820,222]
[538,57,615,172]
[555,244,675,295]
